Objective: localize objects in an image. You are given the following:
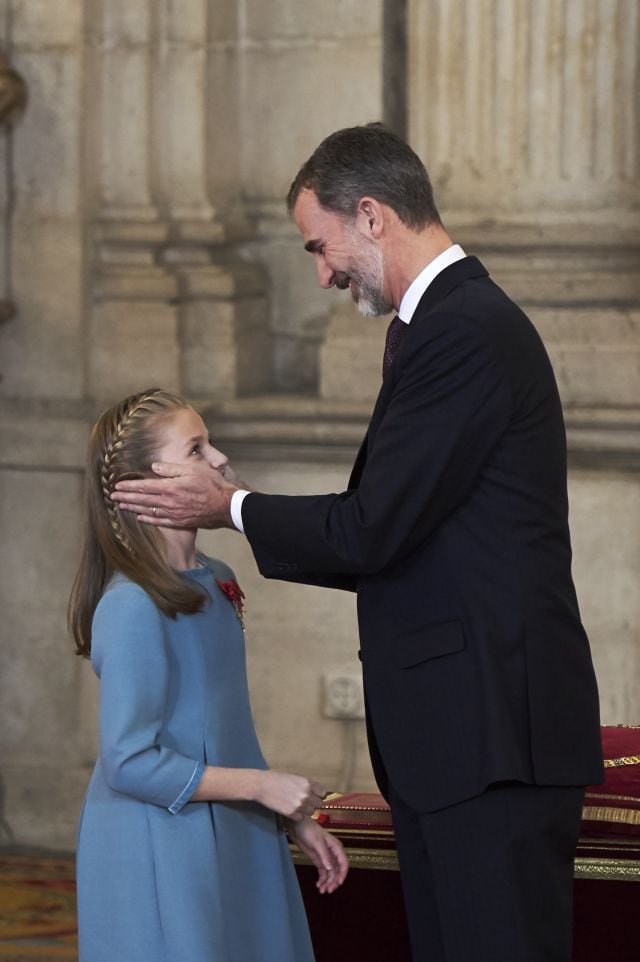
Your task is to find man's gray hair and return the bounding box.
[287,123,441,230]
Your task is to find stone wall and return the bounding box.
[0,0,637,850]
[0,0,385,850]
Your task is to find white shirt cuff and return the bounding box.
[230,490,250,533]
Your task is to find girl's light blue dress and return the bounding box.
[76,557,315,962]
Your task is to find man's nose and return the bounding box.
[316,259,335,289]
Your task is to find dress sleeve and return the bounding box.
[91,583,204,813]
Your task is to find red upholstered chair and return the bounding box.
[573,725,640,962]
[293,725,640,962]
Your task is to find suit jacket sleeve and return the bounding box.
[244,311,512,578]
[91,583,204,813]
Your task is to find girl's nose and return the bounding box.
[208,446,228,471]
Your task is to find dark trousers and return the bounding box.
[389,782,585,962]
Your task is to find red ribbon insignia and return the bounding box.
[215,578,246,628]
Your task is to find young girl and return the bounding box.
[69,388,347,962]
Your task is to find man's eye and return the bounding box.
[190,444,200,455]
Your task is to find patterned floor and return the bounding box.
[0,851,77,961]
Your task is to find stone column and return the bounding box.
[408,0,638,223]
[91,0,157,222]
[239,0,385,391]
[176,260,272,401]
[0,0,92,849]
[87,0,180,402]
[152,0,271,400]
[87,0,271,404]
[0,1,85,400]
[152,0,219,231]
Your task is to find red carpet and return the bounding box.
[0,852,77,960]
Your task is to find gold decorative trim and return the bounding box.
[291,845,400,872]
[574,857,640,882]
[323,827,394,838]
[292,845,640,881]
[603,755,640,768]
[582,805,640,827]
[322,804,391,813]
[579,835,640,850]
[578,837,640,861]
[585,791,640,803]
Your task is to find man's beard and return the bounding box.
[346,235,394,318]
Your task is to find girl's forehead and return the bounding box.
[163,406,206,436]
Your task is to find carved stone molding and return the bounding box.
[202,396,640,472]
[90,218,271,402]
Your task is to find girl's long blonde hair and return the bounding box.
[68,388,206,657]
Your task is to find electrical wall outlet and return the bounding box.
[322,669,366,720]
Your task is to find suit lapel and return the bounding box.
[377,256,489,407]
[350,256,490,485]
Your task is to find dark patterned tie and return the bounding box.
[382,315,406,378]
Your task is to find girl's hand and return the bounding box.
[254,771,326,822]
[286,816,349,894]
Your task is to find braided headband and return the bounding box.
[100,390,164,553]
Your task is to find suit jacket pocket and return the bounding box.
[395,619,465,668]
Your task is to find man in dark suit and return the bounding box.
[114,124,603,961]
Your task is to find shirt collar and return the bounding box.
[398,244,467,323]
